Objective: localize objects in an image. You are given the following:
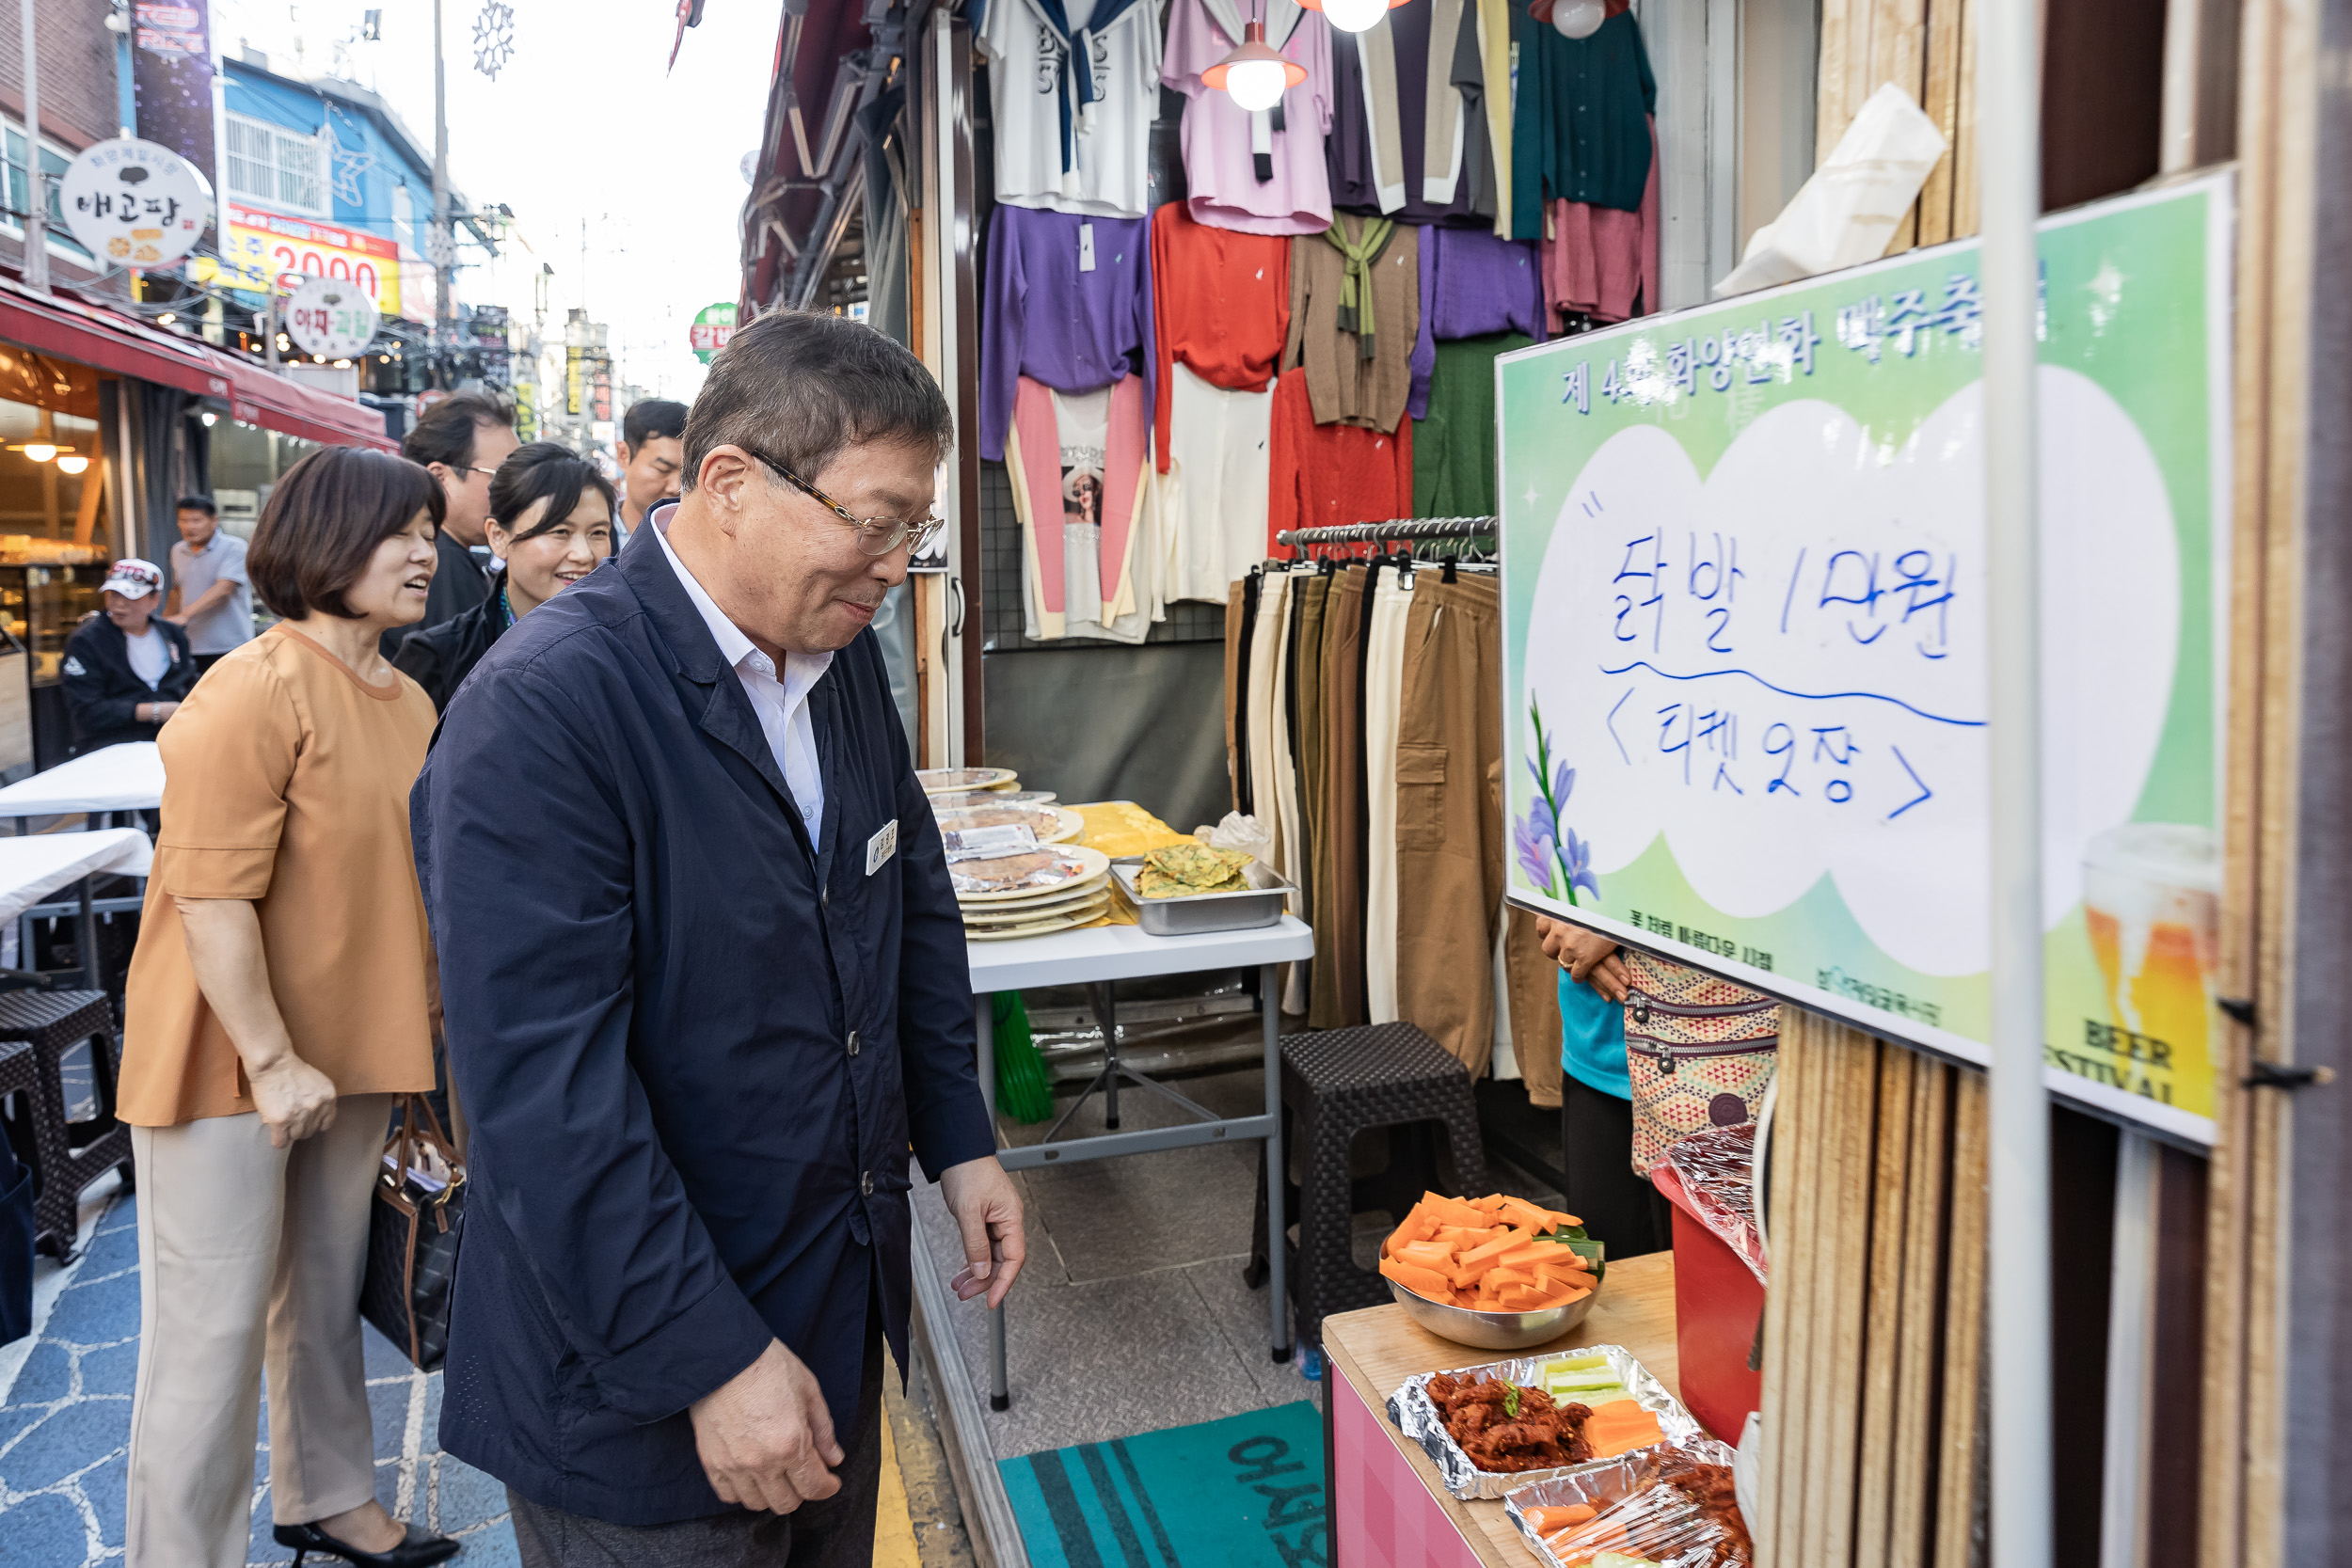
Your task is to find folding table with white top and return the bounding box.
[0,828,152,990]
[965,914,1314,1407]
[0,741,164,827]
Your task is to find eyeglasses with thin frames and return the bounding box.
[736,443,947,559]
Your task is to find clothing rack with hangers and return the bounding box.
[1273,515,1498,549]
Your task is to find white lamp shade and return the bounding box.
[1224,56,1292,111]
[21,444,56,464]
[1552,0,1606,37]
[1324,0,1391,31]
[54,454,89,476]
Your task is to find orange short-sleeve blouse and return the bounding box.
[119,624,440,1126]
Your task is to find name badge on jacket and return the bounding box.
[866,818,898,876]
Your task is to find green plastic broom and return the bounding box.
[992,991,1054,1123]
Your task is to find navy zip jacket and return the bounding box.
[412,530,993,1526]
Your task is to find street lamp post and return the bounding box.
[18,0,49,293]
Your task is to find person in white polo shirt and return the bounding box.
[60,558,197,755]
[164,495,256,674]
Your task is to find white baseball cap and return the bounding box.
[101,559,163,599]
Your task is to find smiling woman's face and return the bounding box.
[487,491,613,617]
[340,508,440,629]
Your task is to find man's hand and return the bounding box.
[689,1338,843,1514]
[940,1156,1025,1308]
[1535,915,1632,1004]
[246,1053,339,1148]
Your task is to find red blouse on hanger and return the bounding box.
[1152,202,1293,471]
[1266,367,1415,553]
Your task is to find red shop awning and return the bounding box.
[0,277,394,451]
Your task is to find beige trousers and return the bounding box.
[127,1095,394,1568]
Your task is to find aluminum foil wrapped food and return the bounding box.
[1505,1446,1753,1568]
[1386,1346,1708,1500]
[1654,1122,1766,1286]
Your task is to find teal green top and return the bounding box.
[1558,968,1630,1100]
[1414,332,1533,519]
[1511,8,1657,239]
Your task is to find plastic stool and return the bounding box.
[0,990,130,1259]
[1246,1022,1488,1347]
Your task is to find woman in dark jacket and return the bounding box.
[61,557,199,753]
[392,443,615,710]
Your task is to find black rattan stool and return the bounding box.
[1246,1022,1488,1347]
[0,990,130,1259]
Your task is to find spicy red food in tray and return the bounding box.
[1426,1372,1597,1472]
[1534,1454,1754,1568]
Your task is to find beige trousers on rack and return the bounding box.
[1245,570,1292,863]
[1362,567,1416,1023]
[126,1096,395,1568]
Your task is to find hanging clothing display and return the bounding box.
[1325,0,1496,227]
[1308,562,1371,1028]
[1163,0,1335,234]
[981,206,1155,462]
[1389,574,1557,1076]
[1360,566,1414,1023]
[1003,376,1162,642]
[1473,0,1512,236]
[1161,365,1276,601]
[1414,332,1529,518]
[1510,6,1656,240]
[1266,369,1416,547]
[979,0,1161,219]
[1406,225,1544,417]
[1284,215,1421,432]
[1244,570,1292,870]
[1151,202,1289,463]
[1538,119,1662,326]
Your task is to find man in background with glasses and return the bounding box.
[412,309,1020,1568]
[388,390,521,653]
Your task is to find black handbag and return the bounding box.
[360,1094,465,1370]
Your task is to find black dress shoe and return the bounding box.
[272,1519,462,1566]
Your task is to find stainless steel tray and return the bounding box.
[1110,855,1294,936]
[1387,1344,1708,1499]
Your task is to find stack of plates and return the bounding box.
[918,767,1019,796]
[954,845,1113,942]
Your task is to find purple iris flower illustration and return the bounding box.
[1561,828,1601,901]
[1514,812,1559,893]
[1522,695,1598,905]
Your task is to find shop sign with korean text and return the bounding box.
[58,138,209,268]
[199,201,404,318]
[1498,174,2233,1145]
[691,302,738,362]
[284,275,381,358]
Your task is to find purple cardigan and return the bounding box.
[1408,225,1547,419]
[979,205,1157,462]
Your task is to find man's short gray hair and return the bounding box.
[680,309,953,492]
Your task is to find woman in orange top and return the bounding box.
[118,447,458,1568]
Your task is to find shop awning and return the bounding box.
[0,277,394,451]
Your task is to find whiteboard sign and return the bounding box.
[1498,176,2233,1145]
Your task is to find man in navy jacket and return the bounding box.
[413,310,1024,1566]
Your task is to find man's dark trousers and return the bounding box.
[504,1307,885,1568]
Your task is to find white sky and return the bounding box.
[211,0,781,401]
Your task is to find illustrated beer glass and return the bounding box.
[2081,823,2220,1111]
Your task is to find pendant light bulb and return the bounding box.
[1551,0,1606,38]
[55,454,89,476]
[1224,56,1291,111]
[1203,20,1309,109]
[21,444,56,464]
[1322,0,1391,32]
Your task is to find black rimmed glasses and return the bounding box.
[738,442,947,558]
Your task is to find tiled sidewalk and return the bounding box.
[0,1195,520,1567]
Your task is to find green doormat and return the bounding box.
[1001,1402,1327,1568]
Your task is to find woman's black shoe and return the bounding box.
[272,1519,462,1566]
